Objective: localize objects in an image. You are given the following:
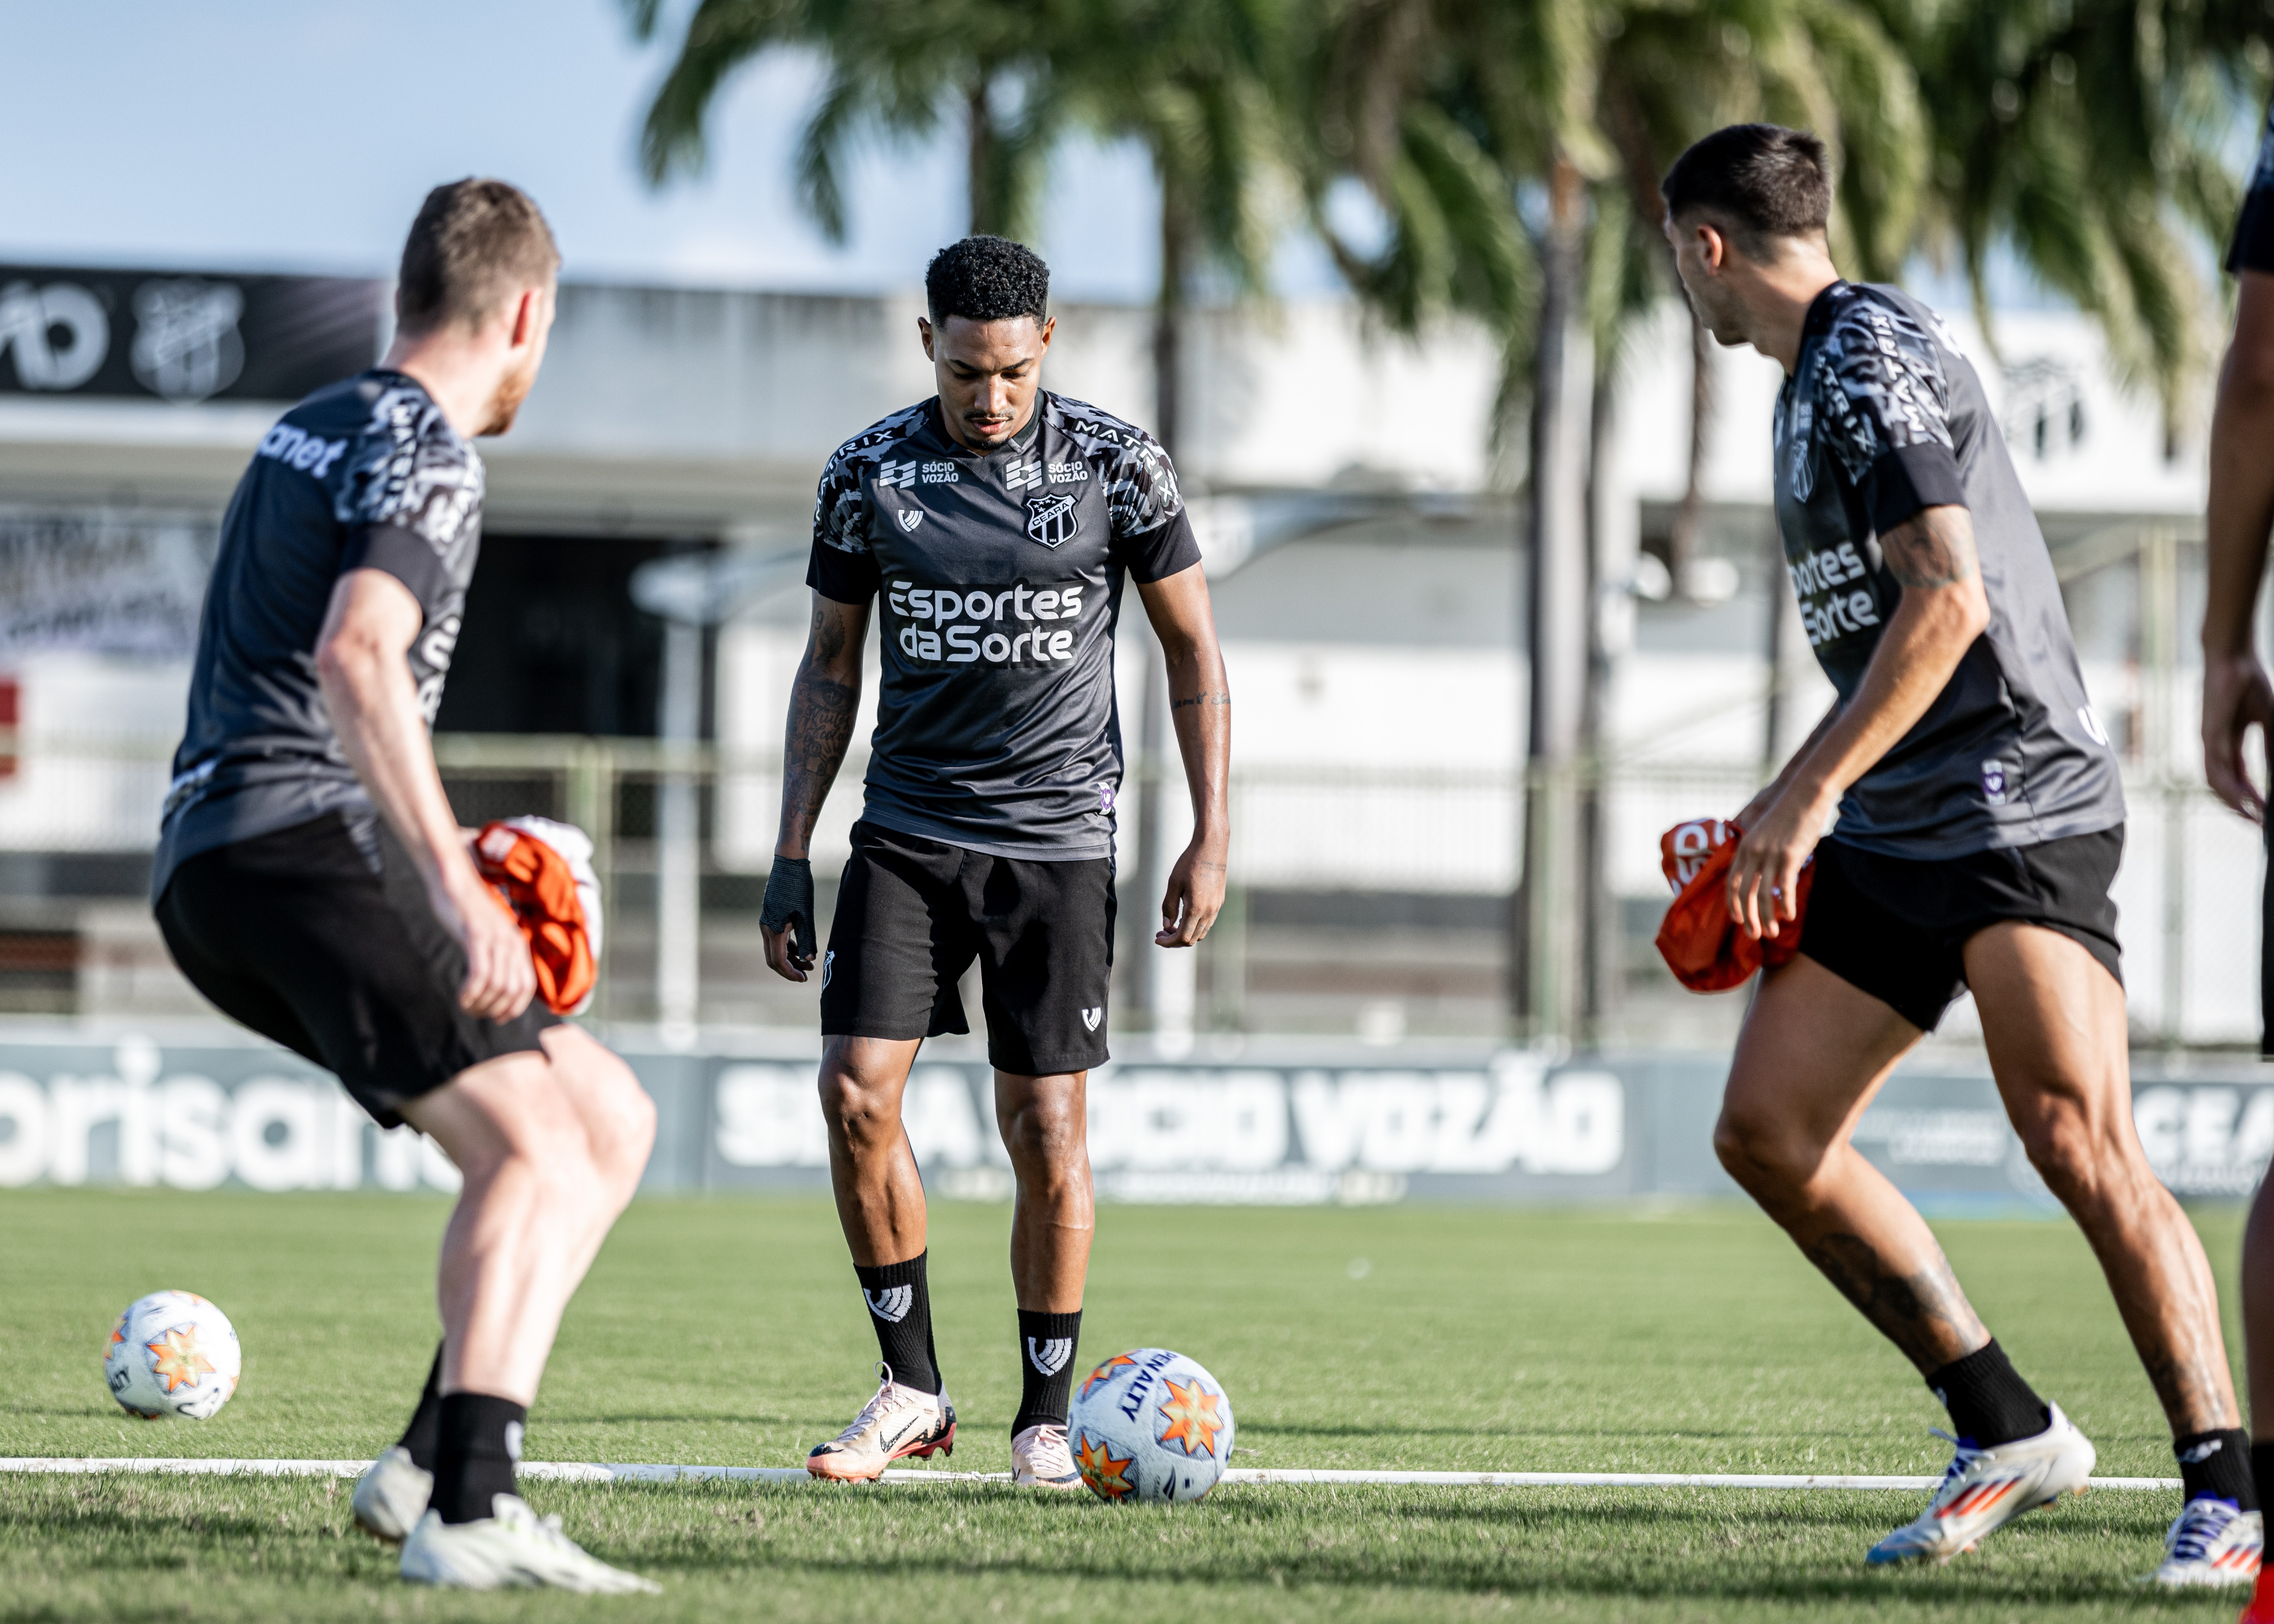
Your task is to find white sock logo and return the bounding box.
[1027,1337,1072,1376]
[865,1286,912,1323]
[1081,1006,1102,1032]
[2180,1438,2226,1464]
[503,1420,524,1462]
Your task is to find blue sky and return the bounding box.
[0,1,1191,300]
[0,3,2250,311]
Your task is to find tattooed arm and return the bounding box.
[775,593,870,862]
[1727,504,1990,939]
[1137,561,1231,947]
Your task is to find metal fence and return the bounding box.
[0,728,2257,1051]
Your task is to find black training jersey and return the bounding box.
[2230,101,2274,274]
[1773,282,2124,858]
[808,391,1202,859]
[152,369,483,899]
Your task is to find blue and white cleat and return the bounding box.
[1867,1403,2095,1566]
[2139,1498,2261,1588]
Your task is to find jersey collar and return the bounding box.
[1800,280,1854,344]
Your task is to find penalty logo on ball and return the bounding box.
[1068,1347,1235,1504]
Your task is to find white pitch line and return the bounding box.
[0,1457,2185,1492]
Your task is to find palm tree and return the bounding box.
[1869,0,2249,447]
[1294,0,1923,1041]
[624,0,1071,242]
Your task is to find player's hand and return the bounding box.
[1726,780,1832,942]
[438,872,537,1021]
[1157,840,1227,948]
[2203,652,2274,823]
[761,855,818,982]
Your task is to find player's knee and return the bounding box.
[1712,1106,1819,1195]
[1001,1092,1083,1169]
[2015,1108,2113,1205]
[817,1067,901,1148]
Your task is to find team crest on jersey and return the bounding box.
[897,509,924,532]
[1026,491,1079,549]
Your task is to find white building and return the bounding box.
[0,264,2247,1044]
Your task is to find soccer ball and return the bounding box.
[104,1291,242,1421]
[1068,1347,1234,1504]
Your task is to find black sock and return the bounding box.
[2177,1427,2257,1508]
[1924,1339,2049,1447]
[855,1253,940,1395]
[1013,1309,1082,1434]
[431,1393,525,1524]
[396,1343,444,1472]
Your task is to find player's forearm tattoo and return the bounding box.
[1881,507,1977,589]
[1801,1233,1986,1371]
[1171,691,1230,711]
[781,668,857,835]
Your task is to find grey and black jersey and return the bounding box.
[808,391,1202,859]
[153,369,484,898]
[1773,281,2123,858]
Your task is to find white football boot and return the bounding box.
[1867,1404,2096,1566]
[1011,1423,1083,1490]
[806,1364,957,1482]
[351,1445,432,1544]
[2138,1498,2262,1588]
[399,1495,660,1593]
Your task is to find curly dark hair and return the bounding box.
[925,235,1050,326]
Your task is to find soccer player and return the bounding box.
[150,181,658,1593]
[1661,124,2258,1581]
[2202,102,2274,1624]
[757,235,1230,1489]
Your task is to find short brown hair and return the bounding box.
[1660,125,1831,256]
[396,179,560,335]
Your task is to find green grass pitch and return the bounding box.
[0,1186,2254,1619]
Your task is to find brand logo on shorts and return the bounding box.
[1081,1007,1103,1032]
[864,1286,912,1323]
[822,949,836,988]
[1026,491,1079,549]
[1026,1337,1073,1376]
[897,509,924,532]
[1981,759,2009,805]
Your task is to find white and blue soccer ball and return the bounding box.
[1068,1347,1234,1504]
[104,1291,242,1421]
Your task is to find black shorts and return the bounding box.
[154,811,559,1129]
[1796,826,2124,1033]
[820,820,1114,1075]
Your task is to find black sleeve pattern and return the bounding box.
[334,381,483,606]
[1054,399,1202,582]
[1806,297,1967,536]
[804,407,921,603]
[2229,103,2274,276]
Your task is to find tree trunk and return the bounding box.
[1578,350,1618,1042]
[1668,307,1712,597]
[1513,150,1592,1043]
[966,77,997,236]
[1127,173,1192,1034]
